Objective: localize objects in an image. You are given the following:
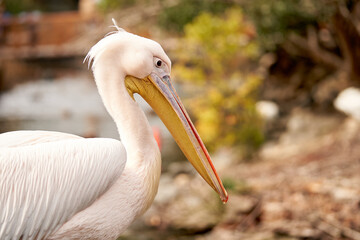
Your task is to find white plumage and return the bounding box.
[0,22,227,239]
[0,131,126,239]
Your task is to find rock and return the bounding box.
[256,101,279,121]
[153,174,179,204]
[161,178,225,232]
[140,174,225,234]
[222,195,258,224]
[259,108,342,160]
[334,87,360,120]
[283,108,340,144]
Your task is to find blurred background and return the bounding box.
[1,0,360,239]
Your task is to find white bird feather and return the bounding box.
[0,132,126,239]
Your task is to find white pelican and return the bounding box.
[0,23,228,239]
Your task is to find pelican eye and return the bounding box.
[156,60,162,67]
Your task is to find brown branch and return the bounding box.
[287,28,343,70]
[333,2,360,81]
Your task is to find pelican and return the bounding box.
[0,23,228,239]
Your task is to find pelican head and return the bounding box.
[86,25,228,203]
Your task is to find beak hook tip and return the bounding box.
[222,192,229,204]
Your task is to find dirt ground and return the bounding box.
[213,117,360,240]
[121,113,360,240]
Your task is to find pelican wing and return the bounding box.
[0,131,126,240]
[0,130,83,147]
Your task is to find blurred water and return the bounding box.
[0,77,157,135]
[0,76,184,165]
[0,77,114,137]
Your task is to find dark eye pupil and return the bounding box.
[156,60,162,67]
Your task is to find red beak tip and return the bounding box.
[221,193,229,204]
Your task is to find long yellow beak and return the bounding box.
[125,73,228,203]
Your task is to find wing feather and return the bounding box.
[0,131,126,239]
[0,130,82,148]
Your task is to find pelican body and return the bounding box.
[0,24,228,239]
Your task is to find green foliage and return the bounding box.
[158,0,232,32]
[97,0,136,13]
[3,0,40,14]
[242,0,337,50]
[174,8,264,154]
